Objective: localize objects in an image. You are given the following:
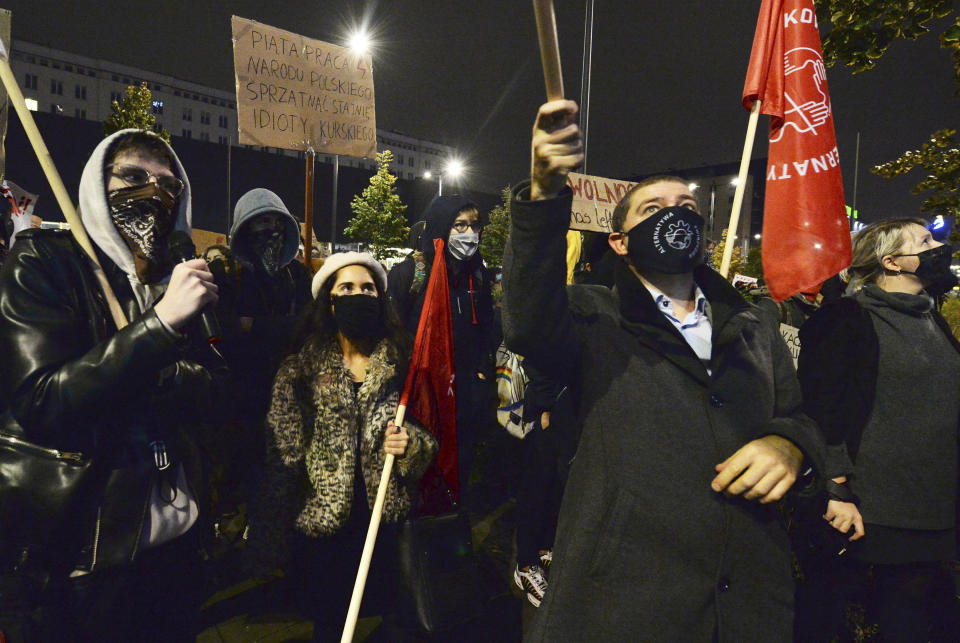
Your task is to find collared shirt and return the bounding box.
[643,283,713,374]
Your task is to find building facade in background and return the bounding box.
[10,40,455,181]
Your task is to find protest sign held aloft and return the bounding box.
[566,171,637,233]
[231,16,376,158]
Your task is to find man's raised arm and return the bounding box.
[502,100,583,375]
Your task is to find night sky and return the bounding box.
[5,0,958,223]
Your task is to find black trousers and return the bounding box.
[1,528,205,643]
[515,423,562,569]
[795,556,959,642]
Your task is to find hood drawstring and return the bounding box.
[468,273,478,325]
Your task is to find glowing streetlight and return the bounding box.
[688,182,699,191]
[445,159,465,179]
[422,171,432,180]
[347,30,371,56]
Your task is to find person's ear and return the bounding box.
[880,254,901,274]
[608,232,629,257]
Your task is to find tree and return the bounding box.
[872,128,960,218]
[744,245,764,281]
[103,82,170,142]
[816,1,959,218]
[710,229,744,279]
[344,150,409,260]
[815,0,958,90]
[479,185,511,270]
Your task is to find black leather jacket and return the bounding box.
[0,228,216,572]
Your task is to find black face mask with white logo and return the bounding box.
[895,244,958,297]
[625,206,705,274]
[332,294,384,341]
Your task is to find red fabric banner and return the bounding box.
[400,238,459,505]
[743,0,851,301]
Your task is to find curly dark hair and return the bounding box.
[286,264,412,375]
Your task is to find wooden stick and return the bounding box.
[341,404,406,643]
[533,0,564,100]
[0,52,128,329]
[304,150,314,267]
[719,100,762,279]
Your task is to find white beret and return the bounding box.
[311,251,388,299]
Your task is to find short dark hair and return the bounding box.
[106,131,177,173]
[610,175,690,233]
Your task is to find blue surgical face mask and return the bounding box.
[448,232,479,260]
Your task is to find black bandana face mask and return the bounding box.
[895,244,958,297]
[625,206,705,274]
[246,228,286,276]
[332,294,384,341]
[108,183,177,276]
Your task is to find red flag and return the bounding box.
[400,238,458,505]
[743,0,851,301]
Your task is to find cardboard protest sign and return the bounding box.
[732,273,759,288]
[231,16,376,157]
[191,228,227,256]
[1,179,38,245]
[780,323,800,368]
[566,171,636,233]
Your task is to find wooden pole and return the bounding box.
[0,48,127,329]
[331,154,340,247]
[533,0,564,100]
[340,404,405,643]
[719,100,762,279]
[304,150,314,267]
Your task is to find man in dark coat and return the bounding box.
[0,130,220,641]
[502,101,824,641]
[388,195,494,499]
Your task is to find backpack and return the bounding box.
[495,341,534,439]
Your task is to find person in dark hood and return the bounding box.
[224,188,312,404]
[0,129,220,641]
[210,189,312,526]
[388,195,495,501]
[229,188,312,320]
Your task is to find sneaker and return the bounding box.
[539,549,552,570]
[514,564,548,607]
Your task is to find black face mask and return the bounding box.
[625,206,705,274]
[896,244,958,297]
[108,183,177,282]
[332,294,384,341]
[245,228,285,276]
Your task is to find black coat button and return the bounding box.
[709,394,724,408]
[718,577,730,592]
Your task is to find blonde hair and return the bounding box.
[843,217,927,292]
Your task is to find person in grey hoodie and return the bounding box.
[0,130,220,641]
[223,187,311,422]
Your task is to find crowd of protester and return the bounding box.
[1,100,959,643]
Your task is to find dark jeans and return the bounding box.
[1,529,205,643]
[515,422,562,569]
[287,520,402,643]
[795,556,959,642]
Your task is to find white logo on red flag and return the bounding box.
[771,47,831,143]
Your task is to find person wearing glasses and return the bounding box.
[387,196,495,502]
[0,130,220,641]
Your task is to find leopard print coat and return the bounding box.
[250,336,437,563]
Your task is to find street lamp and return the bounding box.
[423,160,466,196]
